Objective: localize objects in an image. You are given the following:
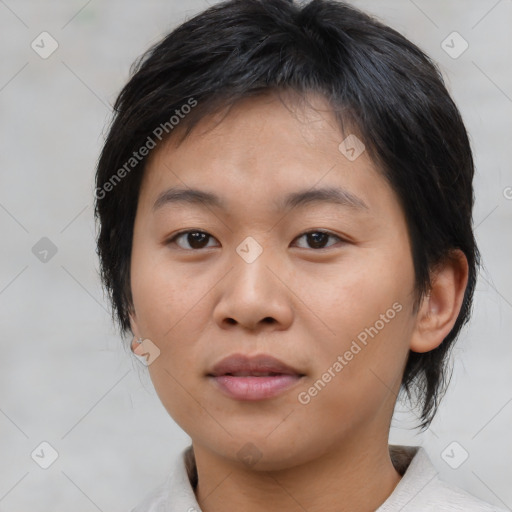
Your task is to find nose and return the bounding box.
[212,246,294,333]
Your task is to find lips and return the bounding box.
[207,354,305,401]
[208,353,304,377]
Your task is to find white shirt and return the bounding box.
[132,445,507,511]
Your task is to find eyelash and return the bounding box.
[166,229,346,251]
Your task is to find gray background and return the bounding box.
[0,0,511,510]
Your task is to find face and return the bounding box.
[129,92,418,470]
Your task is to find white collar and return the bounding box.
[132,444,503,511]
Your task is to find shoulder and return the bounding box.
[430,477,507,511]
[131,446,200,512]
[130,479,171,512]
[378,446,507,512]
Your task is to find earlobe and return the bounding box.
[128,312,144,354]
[129,311,140,340]
[410,250,469,354]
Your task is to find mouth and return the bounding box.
[207,353,305,401]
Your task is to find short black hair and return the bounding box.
[94,0,480,429]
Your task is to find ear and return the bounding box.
[410,249,469,353]
[128,311,142,352]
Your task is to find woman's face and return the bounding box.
[129,92,418,470]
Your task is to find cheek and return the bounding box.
[302,252,411,339]
[131,266,174,336]
[299,246,414,395]
[130,250,212,374]
[294,309,412,437]
[131,248,203,338]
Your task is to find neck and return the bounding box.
[192,435,403,512]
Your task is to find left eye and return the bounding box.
[293,230,344,249]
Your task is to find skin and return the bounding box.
[129,91,469,512]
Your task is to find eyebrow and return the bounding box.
[152,185,369,213]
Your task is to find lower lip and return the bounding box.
[210,375,302,400]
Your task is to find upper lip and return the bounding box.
[208,354,304,377]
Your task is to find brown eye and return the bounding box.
[169,230,218,250]
[294,230,344,249]
[167,229,344,251]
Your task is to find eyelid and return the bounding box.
[166,228,347,250]
[293,229,346,249]
[166,229,218,249]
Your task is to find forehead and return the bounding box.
[138,92,399,221]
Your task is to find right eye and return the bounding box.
[166,230,219,250]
